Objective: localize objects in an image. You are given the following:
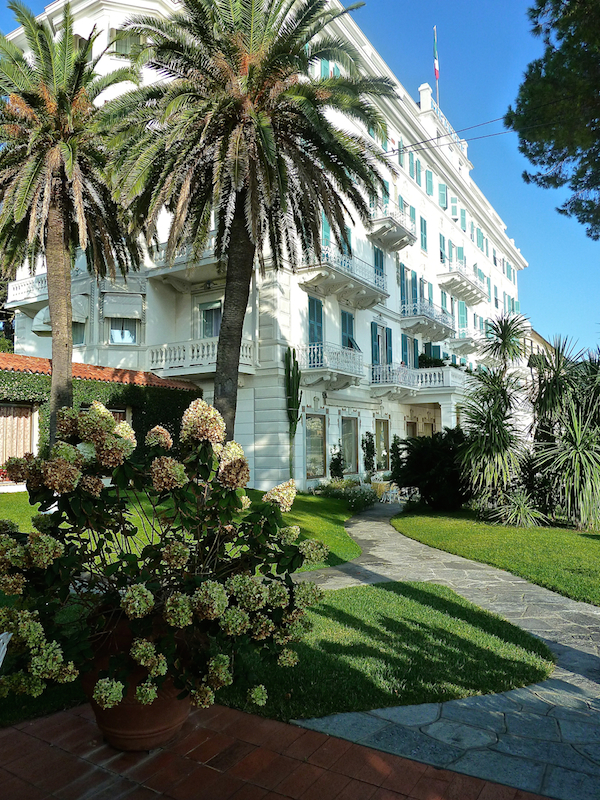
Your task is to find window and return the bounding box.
[341,417,358,473]
[423,423,434,437]
[406,421,417,439]
[409,151,415,179]
[438,183,448,209]
[371,322,392,366]
[470,221,475,242]
[375,419,389,470]
[425,170,433,196]
[341,310,359,350]
[460,208,466,231]
[439,233,446,264]
[476,228,484,250]
[381,134,388,152]
[306,415,326,478]
[450,197,458,219]
[74,34,93,62]
[114,31,141,56]
[308,296,323,346]
[398,137,404,168]
[420,217,427,251]
[374,246,384,279]
[494,285,499,308]
[415,159,422,186]
[196,301,222,339]
[72,322,85,346]
[320,58,330,78]
[109,318,137,344]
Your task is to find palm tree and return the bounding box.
[0,3,141,442]
[479,312,529,376]
[108,0,395,439]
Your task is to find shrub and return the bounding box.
[315,480,377,513]
[361,431,375,474]
[329,441,344,480]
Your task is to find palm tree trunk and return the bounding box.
[214,196,256,440]
[46,201,73,446]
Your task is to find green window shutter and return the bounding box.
[381,134,388,152]
[457,246,464,264]
[374,246,384,276]
[460,357,467,366]
[470,221,475,241]
[487,276,491,301]
[398,195,404,212]
[401,334,409,364]
[473,313,478,328]
[450,197,458,218]
[476,228,483,249]
[371,321,379,365]
[382,180,390,204]
[448,240,453,262]
[432,345,441,359]
[398,137,404,167]
[341,310,353,348]
[308,297,323,345]
[503,291,507,312]
[385,327,393,364]
[485,238,489,257]
[439,233,446,263]
[515,300,520,313]
[368,124,375,138]
[493,248,497,265]
[415,159,422,186]
[409,151,415,179]
[341,225,352,256]
[477,268,485,283]
[413,338,419,368]
[441,291,447,311]
[332,63,340,77]
[458,300,467,329]
[424,342,432,357]
[438,183,448,209]
[411,270,418,305]
[409,206,416,225]
[506,262,512,280]
[452,354,457,365]
[460,208,466,231]
[320,58,330,78]
[322,212,330,246]
[420,217,427,251]
[400,264,407,305]
[428,282,433,305]
[425,170,433,196]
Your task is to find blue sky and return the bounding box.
[2,0,598,350]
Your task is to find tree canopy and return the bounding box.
[506,0,600,238]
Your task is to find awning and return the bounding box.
[103,294,143,320]
[32,296,90,336]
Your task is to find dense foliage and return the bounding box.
[0,400,326,711]
[506,0,600,238]
[392,428,471,512]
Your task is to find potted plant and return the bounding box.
[0,400,326,750]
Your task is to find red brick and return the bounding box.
[208,740,257,772]
[442,773,487,800]
[381,762,425,795]
[329,744,393,785]
[51,767,117,800]
[224,715,292,747]
[205,706,250,732]
[371,789,409,800]
[251,753,299,790]
[229,784,269,800]
[274,761,325,798]
[422,766,453,782]
[410,776,453,800]
[6,747,93,793]
[168,725,215,756]
[82,775,141,800]
[513,793,553,800]
[477,785,517,800]
[261,724,305,755]
[335,778,378,800]
[125,749,182,783]
[298,770,351,799]
[144,753,198,792]
[0,772,48,800]
[188,732,238,764]
[167,765,242,800]
[307,737,353,769]
[283,730,328,761]
[229,748,279,782]
[0,730,47,766]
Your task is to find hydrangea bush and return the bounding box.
[0,400,326,711]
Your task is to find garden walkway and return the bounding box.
[296,503,600,800]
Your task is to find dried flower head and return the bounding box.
[226,574,267,611]
[42,458,81,494]
[161,541,190,570]
[121,585,155,619]
[114,421,136,445]
[180,399,226,445]
[27,532,64,569]
[76,442,96,463]
[130,639,167,677]
[145,426,173,450]
[0,534,26,572]
[50,442,82,467]
[206,654,233,690]
[247,684,268,707]
[298,539,329,565]
[78,402,116,445]
[267,582,289,608]
[190,685,215,708]
[151,457,188,492]
[294,582,324,609]
[240,495,252,511]
[56,407,79,439]
[0,574,26,595]
[164,593,194,628]
[251,613,276,640]
[278,526,300,545]
[219,607,250,636]
[93,678,124,709]
[277,649,299,668]
[193,581,229,620]
[217,442,250,489]
[262,479,296,513]
[136,679,158,705]
[4,456,28,483]
[79,475,104,498]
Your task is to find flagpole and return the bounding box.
[433,26,439,107]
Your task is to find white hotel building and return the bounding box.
[6,0,527,490]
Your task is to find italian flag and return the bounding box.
[433,26,439,81]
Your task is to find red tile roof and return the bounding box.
[0,353,199,392]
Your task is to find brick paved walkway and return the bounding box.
[1,702,552,799]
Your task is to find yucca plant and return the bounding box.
[0,3,140,441]
[107,0,395,438]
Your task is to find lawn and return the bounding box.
[392,510,600,607]
[218,581,554,721]
[0,490,361,571]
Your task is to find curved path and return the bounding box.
[295,503,600,800]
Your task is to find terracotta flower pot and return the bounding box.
[81,618,191,751]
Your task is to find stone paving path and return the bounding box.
[295,503,600,800]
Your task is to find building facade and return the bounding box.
[6,0,528,489]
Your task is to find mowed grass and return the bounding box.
[0,490,361,571]
[392,511,600,607]
[218,581,554,721]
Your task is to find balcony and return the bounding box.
[296,343,363,390]
[298,244,388,309]
[148,232,224,288]
[368,202,417,251]
[400,301,455,342]
[370,363,419,399]
[436,259,488,305]
[415,366,469,391]
[148,337,255,377]
[448,328,484,356]
[6,274,49,309]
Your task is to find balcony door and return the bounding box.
[308,297,323,367]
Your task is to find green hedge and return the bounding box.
[0,369,202,455]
